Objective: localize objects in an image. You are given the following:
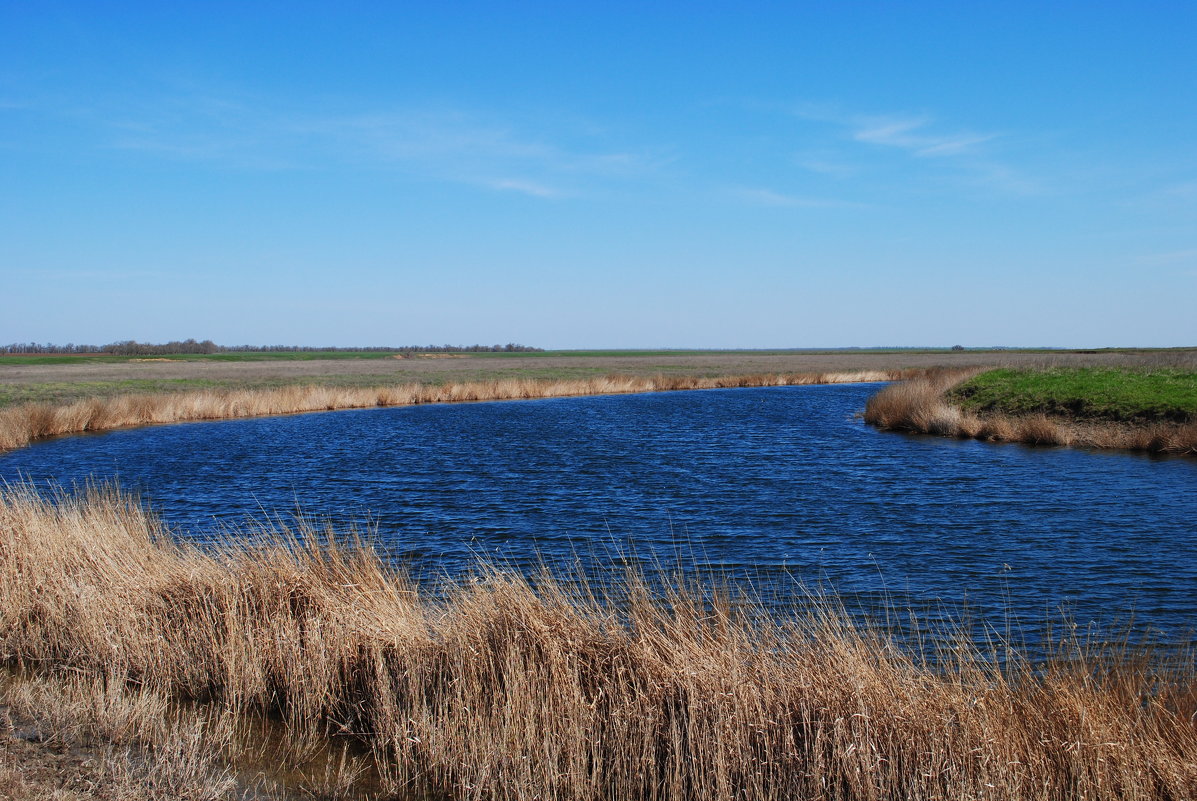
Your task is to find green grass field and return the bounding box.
[948,367,1197,424]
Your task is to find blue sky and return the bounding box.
[2,2,1195,348]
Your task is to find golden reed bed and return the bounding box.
[1,485,1194,799]
[864,370,1197,455]
[0,370,912,454]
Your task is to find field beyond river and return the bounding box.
[3,347,1195,408]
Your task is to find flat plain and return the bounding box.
[4,348,1194,408]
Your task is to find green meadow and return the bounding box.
[949,367,1197,424]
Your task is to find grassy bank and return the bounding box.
[1,484,1194,800]
[948,367,1197,424]
[0,370,908,454]
[865,368,1197,454]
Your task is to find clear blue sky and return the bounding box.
[3,2,1194,348]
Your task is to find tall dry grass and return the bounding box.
[2,671,243,800]
[864,371,1197,455]
[1,669,370,800]
[2,483,1194,800]
[0,370,913,455]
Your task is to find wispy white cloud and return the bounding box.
[789,103,998,158]
[484,178,564,198]
[111,130,301,170]
[728,187,865,209]
[90,90,660,199]
[105,93,313,170]
[300,109,655,197]
[787,103,1040,194]
[961,163,1043,195]
[792,153,859,178]
[14,267,163,282]
[1117,178,1197,213]
[852,114,996,158]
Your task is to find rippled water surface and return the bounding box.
[3,383,1195,642]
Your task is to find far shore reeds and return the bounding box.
[864,369,1197,455]
[0,369,915,454]
[2,483,1195,800]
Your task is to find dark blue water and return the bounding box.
[3,383,1195,645]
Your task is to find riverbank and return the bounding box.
[4,345,1194,455]
[0,369,914,454]
[864,368,1197,454]
[2,483,1194,800]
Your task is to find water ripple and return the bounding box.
[3,383,1195,642]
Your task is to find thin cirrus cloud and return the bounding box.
[728,187,866,209]
[308,110,653,197]
[851,115,997,158]
[481,178,564,198]
[789,103,999,159]
[12,267,164,283]
[785,103,1043,195]
[96,91,656,198]
[792,155,859,178]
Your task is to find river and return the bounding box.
[3,382,1194,647]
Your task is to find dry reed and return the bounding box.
[864,371,1197,455]
[0,371,913,455]
[1,669,369,799]
[2,672,243,800]
[1,484,1194,800]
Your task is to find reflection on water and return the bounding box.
[3,383,1195,646]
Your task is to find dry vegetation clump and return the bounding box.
[2,484,1194,800]
[1,669,367,799]
[0,370,918,455]
[860,370,982,435]
[864,372,1197,455]
[1,672,241,801]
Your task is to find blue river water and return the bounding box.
[2,383,1195,646]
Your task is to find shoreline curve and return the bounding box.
[863,370,1197,456]
[0,369,921,455]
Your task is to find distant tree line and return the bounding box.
[2,340,543,355]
